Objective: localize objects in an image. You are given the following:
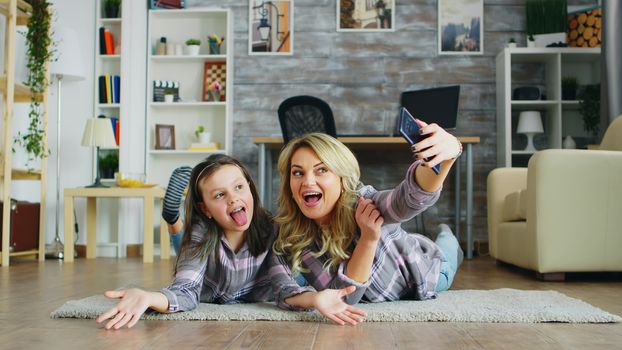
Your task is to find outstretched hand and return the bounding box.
[411,119,461,169]
[96,288,151,330]
[314,286,368,325]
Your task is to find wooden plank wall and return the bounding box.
[189,0,592,244]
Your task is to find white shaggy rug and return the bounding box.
[50,288,621,323]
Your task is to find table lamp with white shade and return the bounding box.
[517,111,544,152]
[46,26,86,259]
[81,118,118,187]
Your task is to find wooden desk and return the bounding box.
[253,136,480,259]
[63,186,169,263]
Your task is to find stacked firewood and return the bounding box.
[567,8,601,47]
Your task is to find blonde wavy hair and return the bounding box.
[274,133,361,274]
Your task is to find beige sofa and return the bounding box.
[487,116,622,278]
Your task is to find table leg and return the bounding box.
[159,198,170,260]
[143,195,154,263]
[466,143,473,260]
[454,155,461,243]
[86,197,97,259]
[63,195,74,262]
[258,143,266,205]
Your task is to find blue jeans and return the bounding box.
[434,224,463,292]
[171,231,183,256]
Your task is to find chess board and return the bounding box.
[203,61,226,102]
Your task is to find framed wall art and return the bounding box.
[248,0,294,55]
[155,124,176,150]
[438,0,483,55]
[337,0,395,32]
[203,61,227,102]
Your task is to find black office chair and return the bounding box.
[277,95,337,143]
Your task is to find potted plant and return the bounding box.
[578,84,600,140]
[527,34,536,47]
[104,0,121,19]
[14,0,53,169]
[526,0,568,47]
[98,151,119,179]
[561,76,578,100]
[194,126,210,144]
[185,38,201,55]
[507,38,517,48]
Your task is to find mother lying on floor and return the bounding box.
[270,126,464,325]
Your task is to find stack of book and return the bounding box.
[99,27,116,55]
[98,75,121,104]
[188,142,219,151]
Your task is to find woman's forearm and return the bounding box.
[345,237,378,283]
[414,158,455,192]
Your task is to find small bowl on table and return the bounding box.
[115,172,153,188]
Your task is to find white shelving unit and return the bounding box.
[146,8,232,186]
[496,47,600,167]
[93,0,121,180]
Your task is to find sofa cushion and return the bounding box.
[502,189,527,221]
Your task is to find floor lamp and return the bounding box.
[46,27,86,259]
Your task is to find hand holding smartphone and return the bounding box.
[398,107,441,175]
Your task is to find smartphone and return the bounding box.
[398,107,440,175]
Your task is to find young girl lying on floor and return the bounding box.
[97,155,276,329]
[271,126,464,324]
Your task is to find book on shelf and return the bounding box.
[109,117,120,146]
[104,30,114,55]
[188,142,219,151]
[99,27,106,54]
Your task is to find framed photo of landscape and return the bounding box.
[337,0,395,32]
[438,0,483,55]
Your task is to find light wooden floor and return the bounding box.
[1,256,621,350]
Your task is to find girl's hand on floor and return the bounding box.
[411,119,461,168]
[96,288,151,330]
[314,286,367,325]
[355,197,383,242]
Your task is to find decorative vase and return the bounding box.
[198,132,211,144]
[563,135,576,149]
[185,45,200,56]
[105,4,119,18]
[208,90,221,102]
[208,40,220,55]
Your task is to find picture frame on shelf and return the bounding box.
[337,0,395,32]
[248,0,294,55]
[155,124,175,149]
[438,0,483,55]
[203,61,227,102]
[149,0,185,9]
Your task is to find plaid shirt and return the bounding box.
[160,225,275,312]
[270,161,443,310]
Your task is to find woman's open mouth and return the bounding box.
[302,192,322,207]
